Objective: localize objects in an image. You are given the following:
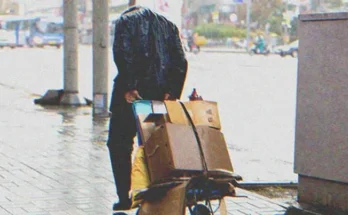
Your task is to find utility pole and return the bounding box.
[92,0,109,117]
[246,0,251,50]
[60,0,87,105]
[34,0,89,106]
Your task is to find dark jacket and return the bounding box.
[110,6,188,112]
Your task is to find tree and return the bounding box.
[250,0,285,29]
[289,16,298,41]
[326,0,343,8]
[311,0,343,12]
[236,0,285,35]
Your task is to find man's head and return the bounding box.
[122,6,151,16]
[120,6,157,22]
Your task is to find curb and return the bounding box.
[285,206,322,215]
[238,182,298,189]
[201,48,247,54]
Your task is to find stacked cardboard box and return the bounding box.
[136,100,234,183]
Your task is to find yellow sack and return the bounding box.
[130,145,151,208]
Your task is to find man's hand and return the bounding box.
[124,90,142,103]
[164,93,171,100]
[164,93,177,100]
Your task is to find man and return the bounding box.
[255,34,265,53]
[107,6,187,211]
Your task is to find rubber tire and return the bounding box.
[192,204,210,215]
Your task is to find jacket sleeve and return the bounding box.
[167,25,188,99]
[113,18,138,91]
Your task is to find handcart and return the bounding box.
[131,100,243,215]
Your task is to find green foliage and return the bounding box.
[194,23,246,39]
[326,0,343,8]
[289,17,299,41]
[268,15,283,35]
[251,0,286,27]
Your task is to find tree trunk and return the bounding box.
[129,0,136,7]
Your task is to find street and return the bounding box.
[0,46,298,214]
[0,46,298,183]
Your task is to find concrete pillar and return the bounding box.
[60,0,86,105]
[295,12,348,213]
[33,0,89,106]
[92,0,109,117]
[63,0,78,93]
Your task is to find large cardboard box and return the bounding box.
[144,123,204,183]
[196,126,234,172]
[144,124,234,183]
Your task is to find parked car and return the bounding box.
[273,40,298,57]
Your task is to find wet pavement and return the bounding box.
[0,46,299,214]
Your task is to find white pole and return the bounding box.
[92,0,109,116]
[61,0,87,105]
[246,0,251,50]
[63,0,78,94]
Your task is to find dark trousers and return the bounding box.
[107,102,136,202]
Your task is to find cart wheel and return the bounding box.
[191,204,210,215]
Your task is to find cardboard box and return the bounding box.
[137,114,157,144]
[144,123,204,183]
[133,101,155,145]
[196,125,234,172]
[151,100,167,113]
[184,101,221,130]
[164,100,221,130]
[163,101,189,125]
[136,100,232,183]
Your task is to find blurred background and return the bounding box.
[1,0,347,49]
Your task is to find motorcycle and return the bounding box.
[184,39,200,54]
[248,44,270,56]
[190,43,200,54]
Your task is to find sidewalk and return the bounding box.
[0,80,295,215]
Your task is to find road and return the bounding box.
[0,46,298,183]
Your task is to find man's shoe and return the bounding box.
[113,199,132,211]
